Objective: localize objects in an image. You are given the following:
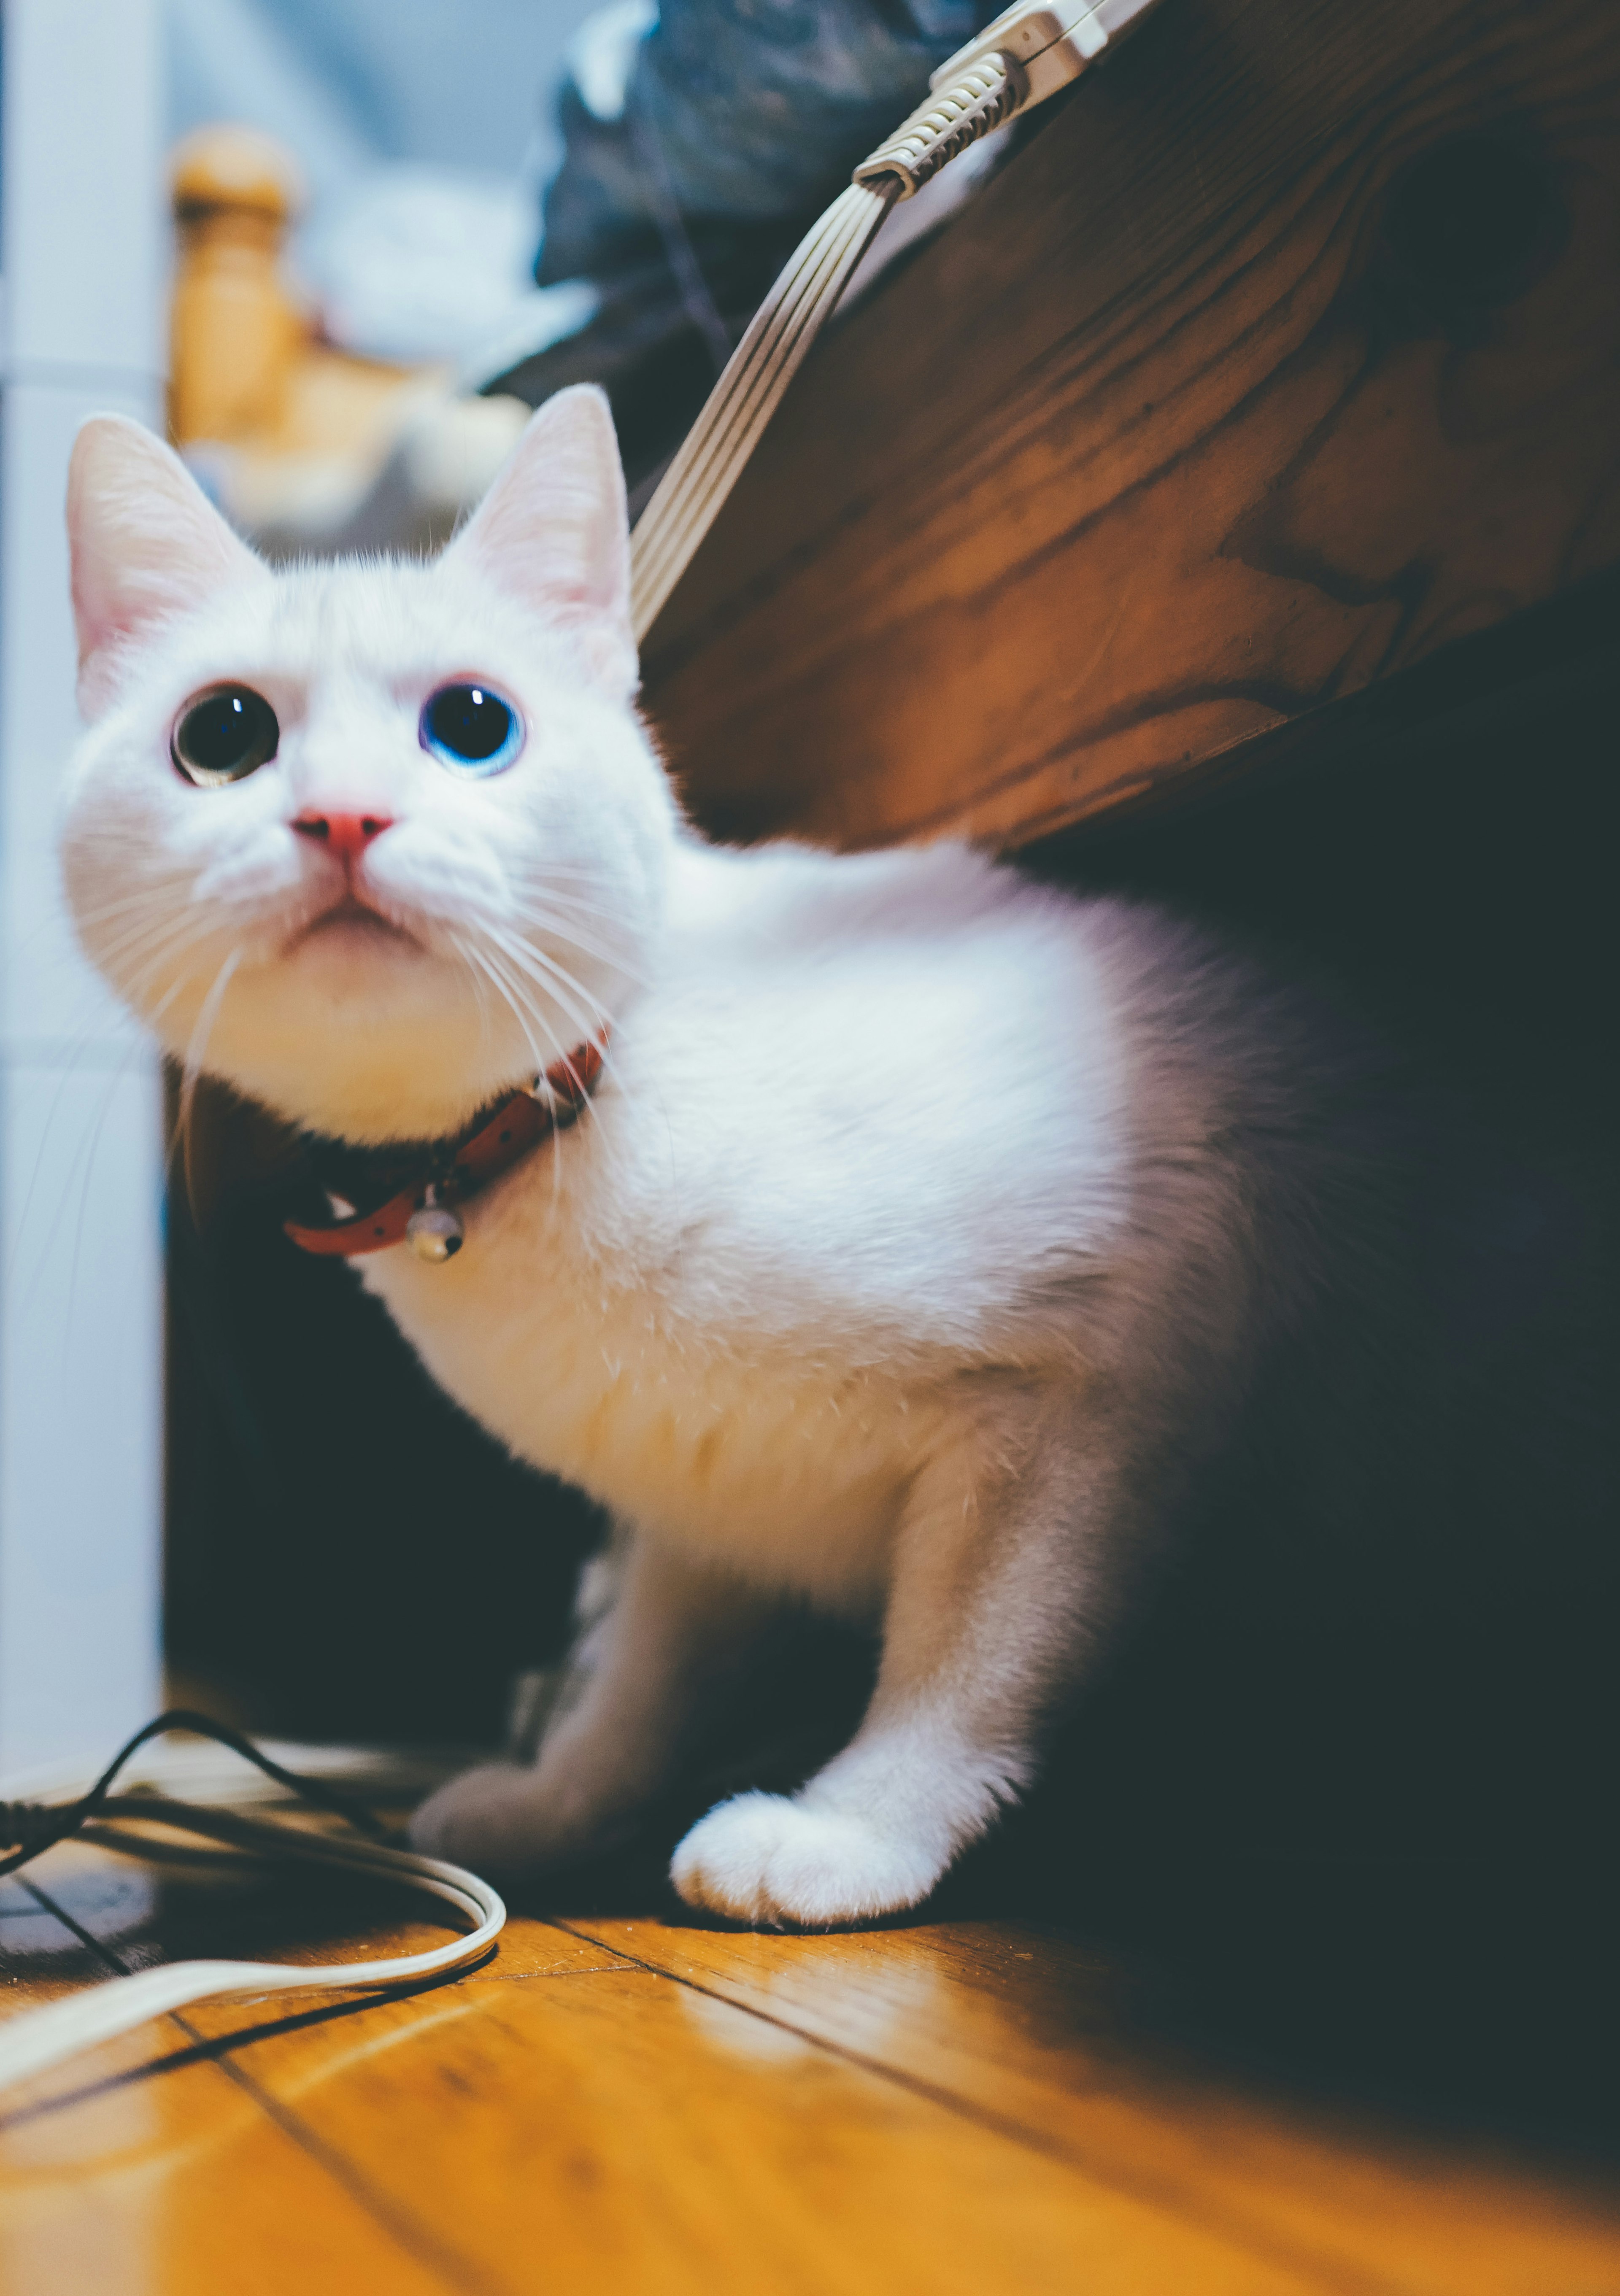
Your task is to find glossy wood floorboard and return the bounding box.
[3,1842,1619,2296]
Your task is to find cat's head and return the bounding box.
[61,387,675,1143]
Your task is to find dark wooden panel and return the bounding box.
[640,0,1620,850]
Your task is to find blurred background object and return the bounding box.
[164,0,603,556]
[166,121,539,557]
[167,0,590,369]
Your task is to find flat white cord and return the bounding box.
[0,1772,504,2098]
[627,0,1168,639]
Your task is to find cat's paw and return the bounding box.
[410,1762,620,1874]
[670,1792,945,1926]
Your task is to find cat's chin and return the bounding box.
[189,957,535,1144]
[211,1030,522,1147]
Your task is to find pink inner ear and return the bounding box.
[67,417,264,710]
[447,389,635,690]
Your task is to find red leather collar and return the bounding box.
[284,1036,606,1259]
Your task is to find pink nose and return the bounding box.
[293,810,394,866]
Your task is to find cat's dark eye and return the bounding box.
[171,684,280,788]
[419,682,524,777]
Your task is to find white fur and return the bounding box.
[60,392,1333,1924]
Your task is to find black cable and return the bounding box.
[0,1708,386,1881]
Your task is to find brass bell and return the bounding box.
[406,1190,464,1263]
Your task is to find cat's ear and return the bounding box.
[67,415,267,720]
[445,386,636,696]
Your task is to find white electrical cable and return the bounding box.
[629,179,898,635]
[627,0,1168,639]
[0,1770,504,2098]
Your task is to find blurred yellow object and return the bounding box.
[169,123,415,459]
[167,123,528,555]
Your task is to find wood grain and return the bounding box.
[202,1965,1337,2296]
[3,1852,1318,2296]
[640,0,1620,852]
[0,1871,454,2296]
[570,1916,1620,2296]
[7,1839,1620,2294]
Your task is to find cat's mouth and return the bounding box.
[285,894,421,956]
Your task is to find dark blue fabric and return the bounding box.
[537,0,997,286]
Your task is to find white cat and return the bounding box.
[60,388,1410,1924]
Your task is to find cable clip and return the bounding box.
[927,0,1164,108]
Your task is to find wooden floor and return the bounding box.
[2,1832,1618,2295]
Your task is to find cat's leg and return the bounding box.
[671,1390,1117,1925]
[411,1529,777,1871]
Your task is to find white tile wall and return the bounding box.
[0,0,166,1771]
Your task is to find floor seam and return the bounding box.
[178,2015,502,2296]
[471,1965,630,1979]
[18,1875,496,2296]
[547,1919,1402,2296]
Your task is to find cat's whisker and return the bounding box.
[94,901,221,988]
[8,889,174,974]
[468,931,634,1188]
[486,950,582,1087]
[119,923,220,1003]
[480,926,632,1120]
[505,887,651,985]
[455,936,554,1084]
[510,880,643,929]
[128,951,224,1082]
[507,904,648,982]
[0,908,231,1296]
[10,1036,139,1333]
[0,1009,147,1299]
[149,974,213,1211]
[483,925,613,1047]
[27,921,219,1167]
[91,909,203,971]
[483,917,617,1028]
[83,907,238,1005]
[456,939,498,1055]
[62,1030,152,1360]
[56,887,181,938]
[476,916,597,1017]
[505,885,613,919]
[68,885,195,931]
[478,930,640,1186]
[524,883,608,903]
[505,900,639,955]
[448,939,576,1211]
[177,946,243,1218]
[508,858,621,888]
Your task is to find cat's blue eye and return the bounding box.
[419,682,524,776]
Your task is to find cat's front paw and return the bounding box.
[410,1762,623,1875]
[670,1791,945,1926]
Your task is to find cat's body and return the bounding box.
[58,391,1598,1924]
[369,833,1136,1609]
